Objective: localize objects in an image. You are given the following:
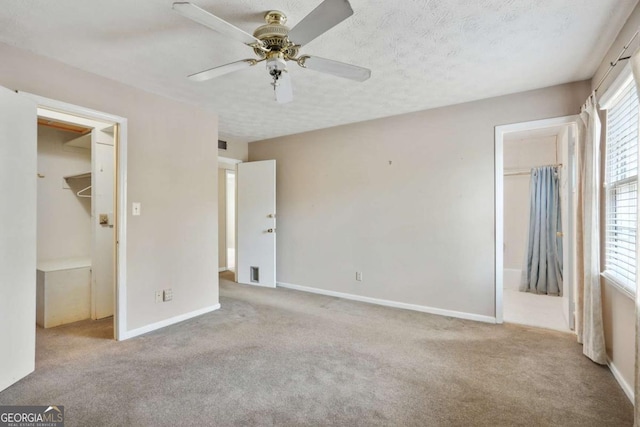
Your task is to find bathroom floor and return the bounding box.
[503,289,571,332]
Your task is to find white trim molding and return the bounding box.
[607,357,634,404]
[218,267,228,272]
[121,304,221,340]
[599,62,633,109]
[601,272,636,301]
[277,282,497,324]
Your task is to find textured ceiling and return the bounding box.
[0,0,636,142]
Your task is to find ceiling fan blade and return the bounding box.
[288,0,353,46]
[298,55,370,82]
[274,71,293,104]
[188,59,256,82]
[172,2,263,47]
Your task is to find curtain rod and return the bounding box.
[504,163,563,177]
[594,29,639,93]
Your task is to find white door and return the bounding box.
[0,85,37,391]
[92,127,115,319]
[236,160,276,287]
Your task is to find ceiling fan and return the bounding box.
[172,0,371,104]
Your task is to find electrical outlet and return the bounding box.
[155,291,163,303]
[163,288,173,302]
[356,271,362,281]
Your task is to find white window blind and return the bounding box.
[604,78,639,292]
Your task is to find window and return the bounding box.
[603,75,639,293]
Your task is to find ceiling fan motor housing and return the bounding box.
[253,11,299,60]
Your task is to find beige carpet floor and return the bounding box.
[0,272,633,426]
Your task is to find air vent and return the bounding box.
[218,140,227,150]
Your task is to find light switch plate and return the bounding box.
[132,202,141,216]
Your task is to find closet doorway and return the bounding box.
[495,116,578,332]
[0,88,127,391]
[35,104,121,339]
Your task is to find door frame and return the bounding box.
[22,92,128,341]
[218,156,242,276]
[225,168,236,272]
[494,115,579,326]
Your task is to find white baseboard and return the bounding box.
[607,357,634,404]
[218,267,228,272]
[277,282,496,324]
[121,304,221,340]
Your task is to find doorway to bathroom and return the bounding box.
[495,116,578,332]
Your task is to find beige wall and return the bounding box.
[602,284,636,393]
[591,2,640,398]
[503,136,558,270]
[0,42,219,332]
[219,139,248,161]
[249,80,590,318]
[37,126,92,262]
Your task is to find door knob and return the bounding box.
[267,228,276,233]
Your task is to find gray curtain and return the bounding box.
[520,165,563,296]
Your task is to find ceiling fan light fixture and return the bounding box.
[266,53,288,87]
